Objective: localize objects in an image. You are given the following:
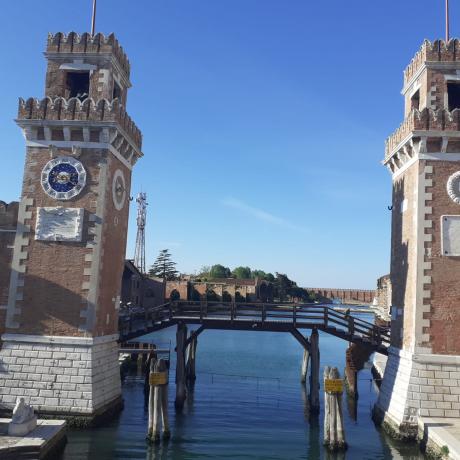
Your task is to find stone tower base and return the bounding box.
[374,347,460,439]
[0,334,122,420]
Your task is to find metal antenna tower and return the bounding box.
[134,192,147,273]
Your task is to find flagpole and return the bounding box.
[446,0,450,42]
[91,0,97,35]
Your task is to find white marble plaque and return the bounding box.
[441,215,460,256]
[35,207,84,242]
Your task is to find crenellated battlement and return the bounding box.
[17,97,142,150]
[47,32,130,77]
[385,107,460,159]
[404,39,460,85]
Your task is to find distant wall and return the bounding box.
[305,287,375,304]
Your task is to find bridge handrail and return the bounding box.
[119,300,390,348]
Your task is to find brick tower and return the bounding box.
[0,32,142,419]
[375,39,460,437]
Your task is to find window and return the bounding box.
[113,81,122,101]
[448,82,460,111]
[66,72,90,101]
[411,90,420,110]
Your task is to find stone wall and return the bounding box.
[375,274,391,321]
[0,334,121,415]
[376,347,460,434]
[305,287,375,304]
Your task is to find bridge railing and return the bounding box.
[119,301,390,348]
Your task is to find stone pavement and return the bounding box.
[0,418,66,459]
[420,417,460,460]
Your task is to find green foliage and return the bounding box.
[252,269,275,282]
[209,264,231,279]
[232,266,251,279]
[148,249,178,281]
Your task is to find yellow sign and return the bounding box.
[324,379,343,393]
[149,371,168,386]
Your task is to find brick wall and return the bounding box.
[0,201,18,339]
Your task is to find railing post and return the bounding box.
[262,304,266,323]
[324,306,328,327]
[293,305,297,327]
[200,301,203,322]
[348,315,354,337]
[168,303,173,320]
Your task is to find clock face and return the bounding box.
[112,169,126,211]
[41,157,86,200]
[447,171,460,205]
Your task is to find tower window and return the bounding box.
[113,81,122,101]
[411,90,420,110]
[448,82,460,111]
[66,72,90,101]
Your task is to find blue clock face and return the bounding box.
[48,163,79,193]
[41,157,86,200]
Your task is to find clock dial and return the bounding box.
[112,169,126,211]
[41,157,86,200]
[447,171,460,205]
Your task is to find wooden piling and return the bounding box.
[309,329,320,413]
[323,366,347,451]
[147,358,170,443]
[147,357,155,439]
[175,322,187,410]
[186,332,197,383]
[301,347,310,384]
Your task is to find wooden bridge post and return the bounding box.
[309,328,320,413]
[185,331,198,384]
[175,322,187,410]
[301,346,310,384]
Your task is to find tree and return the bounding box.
[148,249,178,281]
[209,264,231,279]
[232,266,251,279]
[251,269,275,282]
[274,272,296,302]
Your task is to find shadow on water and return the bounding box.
[60,328,424,460]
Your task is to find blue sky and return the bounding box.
[0,1,454,288]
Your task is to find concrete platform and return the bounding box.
[0,418,66,459]
[419,417,460,460]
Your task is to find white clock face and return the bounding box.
[112,169,126,211]
[447,171,460,205]
[41,156,86,200]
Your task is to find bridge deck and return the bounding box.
[119,301,390,355]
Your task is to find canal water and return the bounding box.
[59,321,425,459]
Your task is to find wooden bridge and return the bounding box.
[118,301,390,355]
[119,301,390,412]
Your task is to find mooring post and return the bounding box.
[147,358,170,443]
[151,360,162,442]
[185,331,197,383]
[147,357,155,438]
[175,322,187,410]
[323,366,347,451]
[160,359,171,440]
[309,328,320,413]
[301,346,310,384]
